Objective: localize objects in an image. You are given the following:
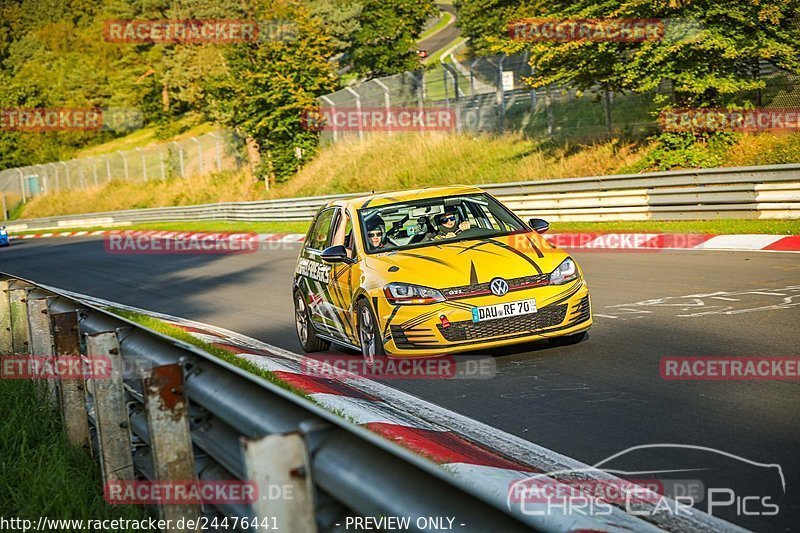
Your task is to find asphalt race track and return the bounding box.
[2,237,799,531]
[418,5,459,58]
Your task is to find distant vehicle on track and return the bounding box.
[0,226,9,247]
[293,186,592,365]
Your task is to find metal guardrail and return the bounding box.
[1,273,535,532]
[5,163,800,231]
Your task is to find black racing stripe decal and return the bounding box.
[542,281,583,307]
[400,308,443,329]
[332,264,350,281]
[524,235,545,259]
[382,305,401,339]
[469,261,479,286]
[455,240,494,255]
[486,239,543,274]
[327,273,355,339]
[444,301,474,311]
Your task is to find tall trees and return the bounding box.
[346,0,436,77]
[207,1,338,183]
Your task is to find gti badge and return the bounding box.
[490,277,509,296]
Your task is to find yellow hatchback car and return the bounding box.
[293,186,591,363]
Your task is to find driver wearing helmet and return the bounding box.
[433,206,470,240]
[365,215,387,251]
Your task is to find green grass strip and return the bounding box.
[108,308,311,400]
[9,219,799,237]
[0,380,149,528]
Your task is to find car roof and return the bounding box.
[330,185,486,211]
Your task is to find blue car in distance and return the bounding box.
[0,226,9,247]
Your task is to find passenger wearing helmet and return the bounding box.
[365,215,386,251]
[433,206,470,240]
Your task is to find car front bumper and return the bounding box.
[377,279,591,356]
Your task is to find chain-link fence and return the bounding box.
[318,50,800,143]
[0,131,243,218]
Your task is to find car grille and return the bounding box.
[436,303,568,342]
[442,274,549,300]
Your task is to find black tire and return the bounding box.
[294,290,330,352]
[356,299,386,368]
[549,331,588,346]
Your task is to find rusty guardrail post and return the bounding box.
[242,432,317,533]
[142,364,202,529]
[8,285,29,355]
[0,279,12,354]
[86,331,134,484]
[52,311,90,449]
[27,296,58,408]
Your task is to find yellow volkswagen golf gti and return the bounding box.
[293,186,591,364]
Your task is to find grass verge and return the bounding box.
[0,379,149,528]
[108,309,311,400]
[15,132,800,221]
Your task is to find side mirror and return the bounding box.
[528,218,549,234]
[321,244,354,264]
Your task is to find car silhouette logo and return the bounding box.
[490,277,509,296]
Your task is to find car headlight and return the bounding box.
[549,257,579,285]
[384,282,445,305]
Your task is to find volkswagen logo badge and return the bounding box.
[490,277,509,296]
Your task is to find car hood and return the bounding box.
[362,232,568,289]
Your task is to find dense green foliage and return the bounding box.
[494,0,800,105]
[477,0,800,168]
[0,0,435,178]
[2,0,798,177]
[206,2,338,182]
[454,0,540,55]
[345,0,436,77]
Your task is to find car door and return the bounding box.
[298,207,337,335]
[326,208,359,344]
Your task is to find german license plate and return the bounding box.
[471,299,537,323]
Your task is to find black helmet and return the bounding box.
[365,214,385,233]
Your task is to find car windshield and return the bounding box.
[358,193,527,253]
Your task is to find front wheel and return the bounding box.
[356,299,385,368]
[294,291,330,352]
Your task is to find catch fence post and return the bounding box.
[142,363,202,528]
[0,280,12,354]
[52,311,91,449]
[8,285,29,355]
[242,431,317,533]
[86,331,135,485]
[27,296,58,409]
